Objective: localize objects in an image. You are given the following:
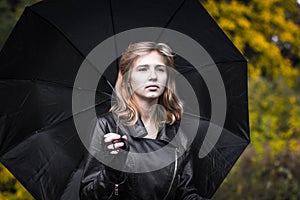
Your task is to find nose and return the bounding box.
[148,68,157,81]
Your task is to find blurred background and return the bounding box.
[0,0,299,199]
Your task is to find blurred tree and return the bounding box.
[0,164,34,199]
[200,0,300,199]
[200,0,300,86]
[200,0,300,151]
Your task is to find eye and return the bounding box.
[138,67,147,71]
[136,65,149,72]
[156,65,166,72]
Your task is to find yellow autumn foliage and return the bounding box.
[201,0,300,198]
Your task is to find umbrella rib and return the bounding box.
[184,111,248,142]
[60,154,86,199]
[27,7,86,61]
[27,7,116,91]
[178,59,247,75]
[40,99,110,132]
[107,0,122,95]
[109,0,116,38]
[183,111,250,141]
[183,111,210,122]
[26,134,78,187]
[200,59,247,70]
[0,98,110,157]
[107,0,119,93]
[32,78,100,92]
[156,0,187,41]
[163,0,187,28]
[0,78,111,93]
[211,59,247,66]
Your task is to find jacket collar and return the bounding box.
[127,117,178,143]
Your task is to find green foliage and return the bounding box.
[213,146,300,200]
[0,0,40,49]
[201,0,300,87]
[200,0,300,199]
[0,0,15,49]
[0,164,33,200]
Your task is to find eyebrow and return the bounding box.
[136,64,166,68]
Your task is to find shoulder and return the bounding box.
[97,112,115,123]
[94,112,117,131]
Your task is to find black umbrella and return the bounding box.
[0,0,249,199]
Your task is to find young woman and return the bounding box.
[80,42,204,199]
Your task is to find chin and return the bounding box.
[145,95,158,99]
[147,93,163,99]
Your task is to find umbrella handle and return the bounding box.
[111,116,129,151]
[116,116,119,135]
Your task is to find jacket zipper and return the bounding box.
[163,148,178,200]
[114,184,119,196]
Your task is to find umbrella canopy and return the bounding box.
[0,0,249,199]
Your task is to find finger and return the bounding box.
[107,142,124,150]
[104,134,121,143]
[110,150,120,155]
[104,133,120,138]
[121,135,128,140]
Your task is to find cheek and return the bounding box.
[130,75,144,89]
[160,74,168,85]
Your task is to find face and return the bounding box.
[130,51,168,102]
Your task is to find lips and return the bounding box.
[145,85,159,89]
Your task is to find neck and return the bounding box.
[132,96,162,139]
[133,96,158,123]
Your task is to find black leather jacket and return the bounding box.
[80,112,204,200]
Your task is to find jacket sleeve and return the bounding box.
[79,117,127,200]
[176,148,208,200]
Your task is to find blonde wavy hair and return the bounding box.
[110,42,183,126]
